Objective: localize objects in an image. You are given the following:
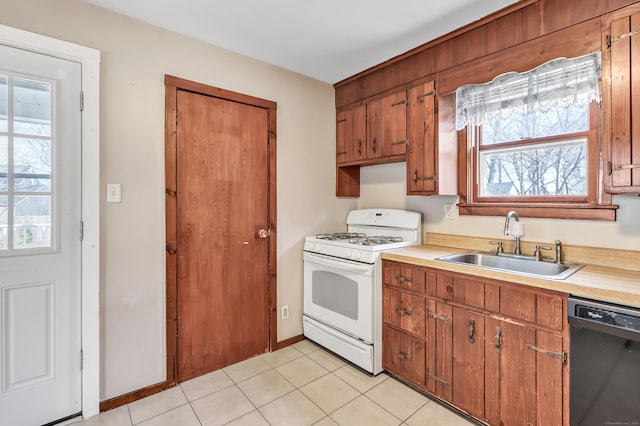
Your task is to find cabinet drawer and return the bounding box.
[383,260,426,294]
[430,272,487,310]
[499,285,565,330]
[383,286,426,337]
[382,324,426,388]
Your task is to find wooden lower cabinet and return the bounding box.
[382,325,426,387]
[381,260,568,426]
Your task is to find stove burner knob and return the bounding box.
[354,252,361,260]
[308,244,315,251]
[346,250,353,258]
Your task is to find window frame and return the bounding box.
[470,102,599,205]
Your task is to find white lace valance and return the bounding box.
[455,52,602,131]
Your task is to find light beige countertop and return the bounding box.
[382,244,640,308]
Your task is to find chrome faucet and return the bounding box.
[503,211,521,255]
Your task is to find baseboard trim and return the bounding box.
[99,334,304,412]
[274,333,305,350]
[99,381,175,412]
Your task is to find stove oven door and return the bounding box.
[303,251,375,343]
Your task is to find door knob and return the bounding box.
[258,229,271,239]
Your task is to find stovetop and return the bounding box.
[304,209,422,264]
[315,233,404,246]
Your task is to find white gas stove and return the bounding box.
[302,209,422,375]
[303,209,422,264]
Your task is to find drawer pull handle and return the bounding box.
[394,306,413,316]
[427,373,449,386]
[468,319,476,344]
[394,350,412,360]
[394,274,412,283]
[495,327,502,353]
[427,312,450,322]
[527,344,567,364]
[357,140,362,156]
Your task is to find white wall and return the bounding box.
[0,0,355,400]
[359,162,640,249]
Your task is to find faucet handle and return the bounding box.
[489,240,504,254]
[533,245,552,261]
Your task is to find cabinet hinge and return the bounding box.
[336,118,347,124]
[608,160,640,175]
[80,91,84,111]
[417,90,437,101]
[427,311,450,322]
[391,98,409,107]
[608,29,640,49]
[527,344,567,364]
[427,373,449,386]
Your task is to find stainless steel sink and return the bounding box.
[435,251,583,280]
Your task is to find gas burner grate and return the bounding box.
[316,232,366,241]
[349,235,404,246]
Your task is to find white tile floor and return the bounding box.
[70,340,477,426]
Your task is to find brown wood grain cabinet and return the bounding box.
[336,80,458,197]
[381,260,569,425]
[605,3,640,193]
[335,90,408,196]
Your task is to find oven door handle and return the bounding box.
[304,252,373,273]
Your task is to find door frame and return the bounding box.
[164,75,277,385]
[0,25,101,418]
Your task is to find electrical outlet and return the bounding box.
[281,305,289,320]
[444,203,458,219]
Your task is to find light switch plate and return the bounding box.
[106,184,122,203]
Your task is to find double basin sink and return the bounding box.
[435,251,584,280]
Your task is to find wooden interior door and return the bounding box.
[166,77,276,383]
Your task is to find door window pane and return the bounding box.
[0,75,7,132]
[13,78,51,137]
[0,136,7,191]
[13,195,51,249]
[14,138,51,192]
[0,195,7,250]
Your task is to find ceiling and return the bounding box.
[82,0,520,84]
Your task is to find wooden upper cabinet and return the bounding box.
[336,105,367,164]
[381,92,409,157]
[367,98,382,159]
[407,81,437,194]
[605,6,640,193]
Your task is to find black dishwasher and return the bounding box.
[569,297,640,426]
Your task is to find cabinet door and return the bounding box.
[485,318,566,426]
[367,98,382,159]
[336,105,367,164]
[352,104,367,162]
[407,80,437,194]
[607,9,640,192]
[383,286,426,338]
[426,299,453,401]
[380,91,408,157]
[382,324,426,387]
[451,307,486,420]
[336,109,352,164]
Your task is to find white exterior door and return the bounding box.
[0,44,82,425]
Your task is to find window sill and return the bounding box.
[458,203,618,221]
